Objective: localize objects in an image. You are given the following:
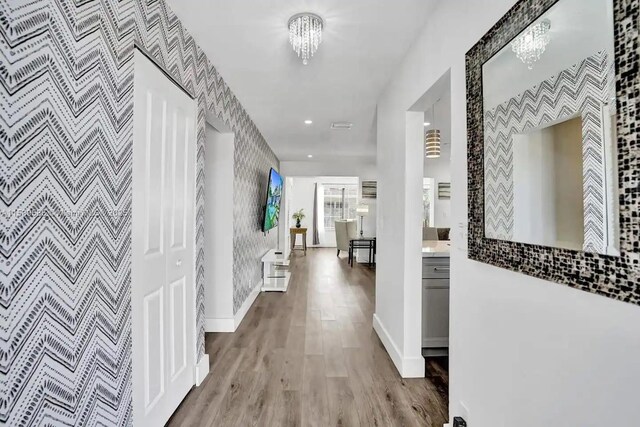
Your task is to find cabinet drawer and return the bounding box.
[422,259,450,278]
[422,278,450,289]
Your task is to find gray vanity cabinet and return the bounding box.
[422,257,450,348]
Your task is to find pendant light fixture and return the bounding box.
[425,101,441,158]
[288,13,324,65]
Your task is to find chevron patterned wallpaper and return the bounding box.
[233,144,277,313]
[484,51,612,253]
[1,0,278,425]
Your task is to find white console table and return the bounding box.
[261,249,290,292]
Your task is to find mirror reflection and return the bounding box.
[482,0,619,255]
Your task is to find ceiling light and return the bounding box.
[425,129,441,158]
[304,120,313,124]
[307,154,313,158]
[288,13,324,65]
[511,19,551,69]
[425,101,441,158]
[424,122,431,127]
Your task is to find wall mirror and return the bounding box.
[482,0,619,255]
[466,0,639,306]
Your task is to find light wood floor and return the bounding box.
[167,248,448,426]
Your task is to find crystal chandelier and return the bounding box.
[288,13,324,65]
[511,19,551,69]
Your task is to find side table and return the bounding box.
[290,227,307,255]
[349,237,376,267]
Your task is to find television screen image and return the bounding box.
[263,168,283,232]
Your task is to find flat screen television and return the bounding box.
[263,168,283,232]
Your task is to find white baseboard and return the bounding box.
[372,313,425,378]
[372,313,404,374]
[403,355,426,377]
[194,353,209,386]
[204,281,261,333]
[204,317,235,332]
[234,280,261,329]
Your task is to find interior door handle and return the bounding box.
[176,259,182,267]
[433,267,449,271]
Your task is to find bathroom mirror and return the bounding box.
[481,0,619,255]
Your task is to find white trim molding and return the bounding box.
[204,317,235,332]
[233,281,262,329]
[194,353,210,386]
[204,281,261,332]
[373,314,425,378]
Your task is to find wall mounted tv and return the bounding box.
[263,168,283,232]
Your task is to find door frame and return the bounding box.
[131,46,201,421]
[134,43,197,100]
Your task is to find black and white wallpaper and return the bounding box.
[233,126,278,313]
[484,51,613,253]
[466,0,639,306]
[0,0,278,425]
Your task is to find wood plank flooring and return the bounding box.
[167,248,448,426]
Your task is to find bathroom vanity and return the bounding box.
[422,240,450,350]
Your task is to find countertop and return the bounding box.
[422,240,451,258]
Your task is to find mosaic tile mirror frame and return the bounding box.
[466,0,639,305]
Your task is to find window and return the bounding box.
[323,184,358,230]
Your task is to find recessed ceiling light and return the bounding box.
[307,154,313,158]
[424,122,431,126]
[304,120,313,125]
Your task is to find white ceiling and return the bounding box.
[167,0,437,162]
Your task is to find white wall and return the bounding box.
[288,177,319,245]
[281,159,376,178]
[376,0,640,425]
[512,131,556,244]
[279,176,294,260]
[204,123,235,329]
[287,177,316,231]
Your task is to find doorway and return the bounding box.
[408,70,452,383]
[131,50,198,426]
[203,117,237,332]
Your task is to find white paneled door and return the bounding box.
[132,50,197,426]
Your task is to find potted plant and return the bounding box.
[292,209,305,228]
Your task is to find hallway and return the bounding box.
[167,248,448,426]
